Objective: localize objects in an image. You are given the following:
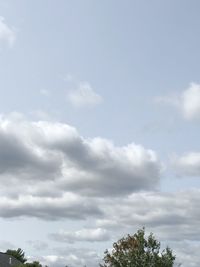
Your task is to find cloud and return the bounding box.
[0,114,161,195]
[155,83,200,120]
[96,189,200,242]
[39,247,101,267]
[0,16,16,47]
[181,83,200,119]
[0,113,161,219]
[172,152,200,177]
[49,228,110,243]
[171,241,200,267]
[154,95,180,107]
[67,82,103,108]
[0,193,102,220]
[0,241,16,252]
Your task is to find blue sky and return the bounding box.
[0,1,200,266]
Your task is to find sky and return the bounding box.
[0,0,200,266]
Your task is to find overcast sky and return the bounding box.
[1,0,200,266]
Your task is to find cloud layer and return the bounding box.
[1,114,199,266]
[96,189,200,242]
[49,228,110,243]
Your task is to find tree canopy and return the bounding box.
[17,262,43,267]
[6,248,27,263]
[6,248,43,267]
[100,228,176,267]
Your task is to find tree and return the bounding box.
[100,228,176,267]
[17,261,43,267]
[25,261,42,267]
[6,248,27,263]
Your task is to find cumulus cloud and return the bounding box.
[0,113,161,219]
[0,16,16,47]
[172,152,200,177]
[67,82,102,108]
[155,83,200,120]
[49,228,110,243]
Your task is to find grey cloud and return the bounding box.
[55,138,161,196]
[0,118,62,180]
[0,193,102,220]
[49,227,110,243]
[170,241,200,267]
[0,114,161,202]
[40,247,101,267]
[96,190,200,242]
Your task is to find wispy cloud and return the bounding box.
[155,83,200,120]
[154,95,180,107]
[0,16,16,47]
[40,89,50,96]
[67,82,103,108]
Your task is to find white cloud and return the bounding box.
[67,82,102,108]
[172,152,200,177]
[40,248,100,267]
[0,113,161,219]
[49,228,110,243]
[0,16,16,47]
[181,83,200,119]
[155,83,200,120]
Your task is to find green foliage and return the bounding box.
[100,228,176,267]
[24,261,42,267]
[6,248,27,263]
[17,261,43,267]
